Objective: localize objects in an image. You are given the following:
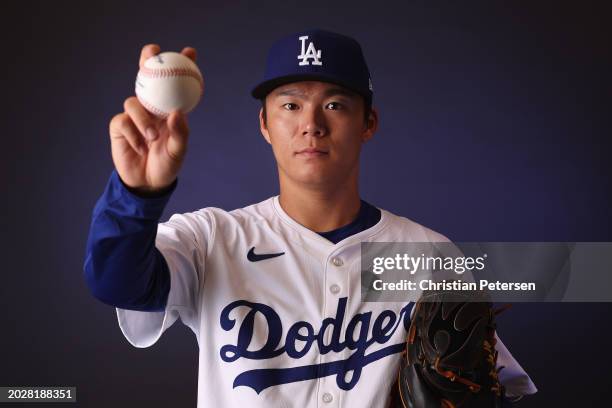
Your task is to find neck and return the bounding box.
[278,175,361,233]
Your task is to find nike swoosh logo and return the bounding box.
[247,247,285,262]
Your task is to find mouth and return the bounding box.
[295,147,329,158]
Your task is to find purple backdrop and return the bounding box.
[3,0,611,406]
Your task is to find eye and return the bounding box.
[282,103,299,110]
[325,102,343,110]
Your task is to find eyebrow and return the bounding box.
[274,87,359,99]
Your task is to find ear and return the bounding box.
[361,107,378,143]
[259,107,272,145]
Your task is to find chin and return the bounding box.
[283,163,348,188]
[292,171,333,188]
[299,175,329,187]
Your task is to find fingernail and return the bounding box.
[145,127,158,141]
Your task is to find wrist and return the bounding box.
[125,181,177,198]
[115,173,178,199]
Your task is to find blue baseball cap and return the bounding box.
[251,29,373,104]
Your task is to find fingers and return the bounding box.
[124,96,162,142]
[109,113,148,156]
[140,44,196,67]
[168,110,189,137]
[166,110,189,161]
[180,46,197,62]
[139,43,161,69]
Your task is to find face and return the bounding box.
[259,81,378,190]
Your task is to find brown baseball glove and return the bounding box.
[390,291,509,408]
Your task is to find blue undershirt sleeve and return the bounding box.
[83,170,177,312]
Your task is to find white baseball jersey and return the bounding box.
[115,196,537,407]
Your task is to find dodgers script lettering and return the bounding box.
[219,297,412,393]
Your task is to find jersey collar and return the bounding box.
[271,195,389,249]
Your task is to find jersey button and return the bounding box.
[331,257,343,267]
[322,392,333,403]
[330,284,341,294]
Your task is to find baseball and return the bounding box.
[135,51,204,118]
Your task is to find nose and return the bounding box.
[301,105,327,138]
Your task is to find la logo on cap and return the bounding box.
[297,35,322,66]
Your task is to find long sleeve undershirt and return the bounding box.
[83,170,381,312]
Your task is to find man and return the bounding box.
[84,29,536,407]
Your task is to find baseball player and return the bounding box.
[84,29,536,407]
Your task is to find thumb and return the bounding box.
[166,110,189,161]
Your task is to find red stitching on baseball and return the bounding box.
[140,66,204,95]
[138,97,169,118]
